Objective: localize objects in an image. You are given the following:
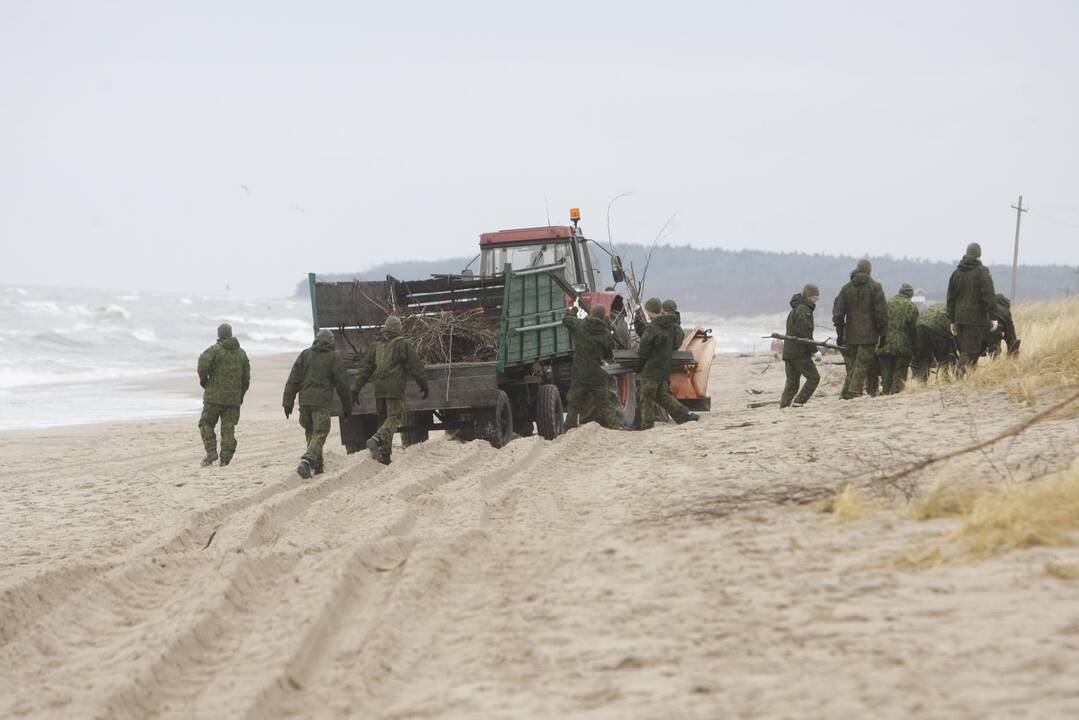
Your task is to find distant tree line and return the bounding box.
[296,244,1078,316]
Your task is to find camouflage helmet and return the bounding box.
[661,299,678,313]
[588,304,607,320]
[217,323,233,339]
[644,297,662,314]
[384,315,403,335]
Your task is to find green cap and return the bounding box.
[855,259,872,274]
[644,297,662,314]
[802,283,820,299]
[316,329,334,344]
[384,315,403,334]
[899,283,914,298]
[217,323,233,339]
[966,242,982,258]
[661,299,678,313]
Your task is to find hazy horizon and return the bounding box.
[3,1,1078,297]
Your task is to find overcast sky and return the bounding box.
[2,0,1077,297]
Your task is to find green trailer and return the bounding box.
[309,261,639,452]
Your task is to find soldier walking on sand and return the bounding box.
[911,304,958,382]
[946,242,997,374]
[779,284,821,408]
[351,316,429,466]
[877,283,919,395]
[197,323,250,467]
[637,297,699,430]
[283,329,352,479]
[562,303,622,429]
[833,259,888,399]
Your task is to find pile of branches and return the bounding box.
[403,309,500,364]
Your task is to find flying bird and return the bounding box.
[239,184,251,196]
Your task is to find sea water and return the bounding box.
[0,284,312,431]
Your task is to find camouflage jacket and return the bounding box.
[918,303,951,336]
[832,271,888,345]
[283,333,352,411]
[352,330,428,400]
[947,255,996,326]
[878,294,919,357]
[782,294,816,360]
[563,308,615,386]
[637,314,678,381]
[197,337,250,407]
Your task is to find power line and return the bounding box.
[1010,195,1028,301]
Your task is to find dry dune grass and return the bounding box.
[964,295,1079,411]
[819,484,886,521]
[904,459,1079,565]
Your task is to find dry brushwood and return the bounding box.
[402,310,500,364]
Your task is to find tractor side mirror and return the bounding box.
[611,255,625,284]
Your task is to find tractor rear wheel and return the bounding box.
[536,384,564,440]
[513,419,535,437]
[401,411,431,447]
[486,390,515,448]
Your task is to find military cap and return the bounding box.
[588,304,607,319]
[899,283,914,298]
[855,259,872,274]
[966,242,982,258]
[384,315,403,334]
[661,299,678,313]
[802,283,820,299]
[644,297,662,314]
[217,323,233,339]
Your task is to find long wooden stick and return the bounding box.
[871,387,1079,487]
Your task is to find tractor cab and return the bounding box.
[479,216,603,294]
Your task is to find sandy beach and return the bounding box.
[2,352,1078,719]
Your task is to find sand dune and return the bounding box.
[1,353,1078,719]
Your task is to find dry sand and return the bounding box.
[1,353,1078,719]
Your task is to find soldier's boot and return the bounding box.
[219,457,231,467]
[313,465,324,476]
[683,413,701,423]
[791,402,805,408]
[378,449,392,466]
[296,458,313,479]
[366,437,381,460]
[201,449,218,467]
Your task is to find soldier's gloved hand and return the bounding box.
[420,386,430,400]
[199,377,207,389]
[351,390,360,405]
[283,406,292,419]
[950,323,959,336]
[989,320,999,332]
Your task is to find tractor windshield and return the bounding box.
[480,242,578,282]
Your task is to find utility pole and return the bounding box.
[1010,195,1028,301]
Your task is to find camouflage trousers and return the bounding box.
[955,325,984,374]
[841,344,879,399]
[878,354,911,395]
[299,406,331,469]
[375,397,405,451]
[638,377,689,430]
[199,402,240,461]
[912,327,956,382]
[564,382,622,430]
[780,356,820,408]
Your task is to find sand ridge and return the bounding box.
[1,353,1078,718]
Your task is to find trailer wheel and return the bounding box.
[513,419,535,437]
[536,384,564,440]
[486,390,514,448]
[401,411,431,447]
[342,415,378,454]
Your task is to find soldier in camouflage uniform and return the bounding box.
[352,316,429,465]
[661,299,685,349]
[283,329,353,479]
[911,303,957,382]
[876,283,919,395]
[983,294,1020,358]
[833,259,888,399]
[637,297,699,430]
[780,284,821,408]
[197,323,250,466]
[562,304,622,429]
[946,242,997,374]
